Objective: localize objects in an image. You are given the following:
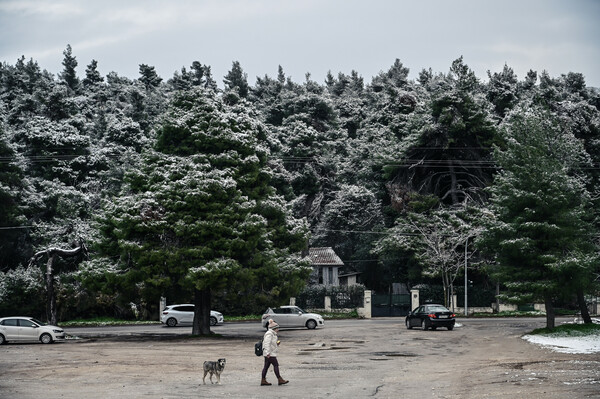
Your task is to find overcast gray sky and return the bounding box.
[1,0,599,87]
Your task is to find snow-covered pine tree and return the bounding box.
[481,105,598,329]
[58,44,80,94]
[95,87,310,334]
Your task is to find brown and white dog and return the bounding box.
[202,358,226,384]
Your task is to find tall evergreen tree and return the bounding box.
[223,61,249,100]
[82,60,104,88]
[0,119,27,269]
[59,44,79,93]
[486,64,519,119]
[169,62,218,92]
[384,57,497,206]
[480,106,598,329]
[191,61,217,90]
[96,88,310,334]
[138,64,162,89]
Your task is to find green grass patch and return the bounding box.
[554,309,579,316]
[61,309,360,327]
[472,310,545,318]
[530,323,600,337]
[224,314,261,322]
[322,310,359,319]
[61,317,159,327]
[226,310,360,321]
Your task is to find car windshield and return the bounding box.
[30,318,45,326]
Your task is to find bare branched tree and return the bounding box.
[29,240,88,325]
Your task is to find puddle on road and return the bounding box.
[299,346,352,352]
[370,351,418,360]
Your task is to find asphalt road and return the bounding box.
[64,316,562,339]
[66,318,401,338]
[2,317,599,399]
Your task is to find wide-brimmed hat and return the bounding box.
[268,319,279,330]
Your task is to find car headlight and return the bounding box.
[53,329,63,333]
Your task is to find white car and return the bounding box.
[161,304,224,327]
[261,306,325,330]
[0,316,66,344]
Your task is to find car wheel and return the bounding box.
[40,333,53,344]
[306,320,317,330]
[210,316,217,326]
[0,333,5,345]
[447,325,454,331]
[406,319,412,330]
[166,317,177,327]
[422,320,429,331]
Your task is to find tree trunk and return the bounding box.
[192,287,212,336]
[495,282,500,314]
[447,161,459,205]
[576,287,592,324]
[442,271,451,308]
[450,282,454,311]
[544,295,555,329]
[46,254,57,325]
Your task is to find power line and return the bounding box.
[314,227,600,239]
[2,154,600,170]
[313,228,421,236]
[2,225,599,242]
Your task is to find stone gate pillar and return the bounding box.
[358,290,372,319]
[410,289,419,311]
[159,297,166,321]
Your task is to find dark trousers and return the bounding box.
[262,356,281,378]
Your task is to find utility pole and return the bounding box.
[464,237,468,316]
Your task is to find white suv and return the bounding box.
[160,304,224,327]
[0,316,66,344]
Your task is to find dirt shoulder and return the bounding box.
[0,318,598,398]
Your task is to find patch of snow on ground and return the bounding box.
[523,334,600,354]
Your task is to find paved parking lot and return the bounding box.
[1,317,598,398]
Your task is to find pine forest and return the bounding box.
[1,47,599,330]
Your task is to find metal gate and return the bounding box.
[371,293,411,317]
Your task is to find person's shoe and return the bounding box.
[278,377,289,385]
[261,378,272,386]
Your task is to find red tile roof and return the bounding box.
[308,247,344,266]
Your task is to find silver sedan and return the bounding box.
[261,306,325,330]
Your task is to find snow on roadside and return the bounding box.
[523,333,600,354]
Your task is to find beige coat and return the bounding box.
[262,329,278,357]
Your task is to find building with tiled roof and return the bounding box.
[308,247,344,286]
